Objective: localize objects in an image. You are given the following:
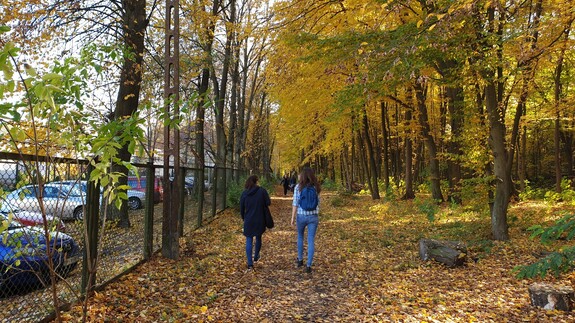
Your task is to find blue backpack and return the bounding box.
[299,185,319,211]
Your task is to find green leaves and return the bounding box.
[514,214,575,278]
[528,214,575,244]
[514,247,575,279]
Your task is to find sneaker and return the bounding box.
[254,255,260,262]
[247,265,254,270]
[297,259,303,268]
[305,266,312,274]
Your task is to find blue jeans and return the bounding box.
[246,235,262,266]
[297,214,319,267]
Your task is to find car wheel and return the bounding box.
[128,197,142,210]
[73,207,84,220]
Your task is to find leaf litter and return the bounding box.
[58,187,575,322]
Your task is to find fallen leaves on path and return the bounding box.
[59,187,575,322]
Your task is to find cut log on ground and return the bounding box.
[529,283,574,311]
[418,239,467,267]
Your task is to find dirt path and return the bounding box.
[204,186,358,321]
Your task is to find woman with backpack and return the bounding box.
[290,167,321,274]
[240,175,271,270]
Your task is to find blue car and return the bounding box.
[0,214,81,293]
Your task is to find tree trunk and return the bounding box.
[403,105,415,200]
[485,81,510,241]
[554,25,570,192]
[381,101,390,190]
[211,0,231,209]
[529,283,574,311]
[519,126,527,191]
[195,0,219,227]
[112,0,148,228]
[445,85,464,204]
[414,80,443,202]
[413,142,424,185]
[228,18,240,182]
[418,239,467,267]
[362,106,380,199]
[476,3,510,241]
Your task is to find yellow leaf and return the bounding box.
[201,305,208,313]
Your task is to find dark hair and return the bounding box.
[297,167,321,194]
[244,175,259,189]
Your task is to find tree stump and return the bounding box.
[528,283,574,311]
[418,239,467,267]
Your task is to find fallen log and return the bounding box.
[418,239,467,267]
[529,283,574,311]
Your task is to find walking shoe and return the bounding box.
[297,259,303,268]
[254,255,260,262]
[305,266,312,274]
[247,265,254,271]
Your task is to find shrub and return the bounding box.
[226,177,246,210]
[414,197,440,223]
[321,178,340,191]
[258,176,275,195]
[514,214,575,279]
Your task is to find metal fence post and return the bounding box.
[178,166,185,237]
[144,162,154,259]
[211,167,217,218]
[81,163,100,295]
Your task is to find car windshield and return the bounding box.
[58,185,85,197]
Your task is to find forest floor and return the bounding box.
[59,186,575,322]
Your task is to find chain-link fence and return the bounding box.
[0,152,246,322]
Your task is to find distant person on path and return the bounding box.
[280,173,290,196]
[290,167,321,274]
[240,175,271,270]
[289,173,297,192]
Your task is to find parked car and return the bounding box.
[0,200,66,232]
[50,180,146,210]
[184,177,194,195]
[179,176,211,193]
[6,184,86,220]
[127,176,163,203]
[0,214,80,292]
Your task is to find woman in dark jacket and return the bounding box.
[240,175,271,270]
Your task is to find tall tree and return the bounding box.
[113,0,149,227]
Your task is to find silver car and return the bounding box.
[6,184,86,220]
[50,180,146,210]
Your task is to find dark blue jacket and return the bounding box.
[240,186,271,237]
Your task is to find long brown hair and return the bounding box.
[297,167,321,194]
[244,175,259,190]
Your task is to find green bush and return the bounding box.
[258,176,275,195]
[514,214,575,279]
[519,180,546,200]
[519,179,575,203]
[226,178,245,210]
[414,197,440,223]
[321,178,340,191]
